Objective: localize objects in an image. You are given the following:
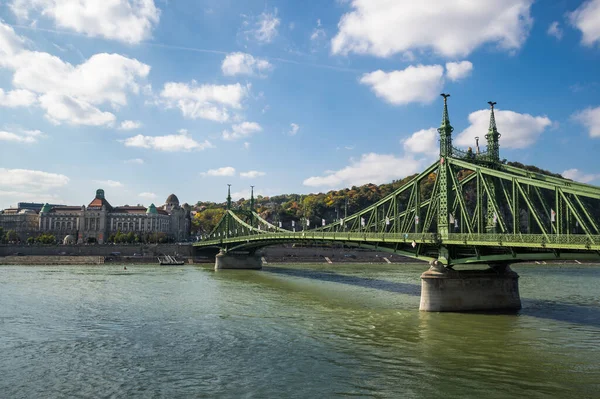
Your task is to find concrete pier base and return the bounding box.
[215,252,262,270]
[419,264,521,312]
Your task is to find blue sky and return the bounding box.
[0,0,599,209]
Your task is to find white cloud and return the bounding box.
[244,142,250,149]
[123,129,214,152]
[332,0,534,58]
[0,88,37,107]
[0,24,150,125]
[547,21,563,40]
[124,158,144,164]
[0,168,69,191]
[573,106,600,138]
[94,179,123,188]
[240,170,266,178]
[160,81,249,122]
[569,0,600,46]
[562,168,600,184]
[454,109,552,149]
[402,128,438,156]
[119,120,142,130]
[445,61,473,81]
[0,129,45,144]
[311,19,326,43]
[222,121,262,141]
[10,0,160,44]
[303,153,423,188]
[39,93,116,126]
[252,10,280,43]
[360,64,444,105]
[200,166,236,177]
[221,52,272,77]
[139,192,157,199]
[288,123,300,136]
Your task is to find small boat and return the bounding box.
[158,255,185,266]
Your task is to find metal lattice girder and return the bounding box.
[195,93,600,266]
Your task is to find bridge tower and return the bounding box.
[485,102,500,233]
[437,93,454,241]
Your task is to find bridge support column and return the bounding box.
[215,251,262,270]
[419,262,521,312]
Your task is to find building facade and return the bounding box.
[0,189,191,243]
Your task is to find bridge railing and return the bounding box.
[197,230,600,249]
[447,233,600,247]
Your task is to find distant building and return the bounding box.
[0,189,191,243]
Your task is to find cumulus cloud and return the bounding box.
[0,23,150,126]
[119,120,142,130]
[303,153,423,188]
[221,52,272,77]
[402,128,438,157]
[122,129,214,152]
[332,0,534,57]
[445,61,473,81]
[562,168,600,184]
[573,106,600,138]
[547,21,563,40]
[0,88,37,107]
[222,121,262,141]
[200,167,236,177]
[240,170,266,178]
[0,168,69,191]
[360,64,444,105]
[288,123,300,136]
[94,179,123,188]
[10,0,160,44]
[454,108,552,149]
[0,129,45,144]
[569,0,600,46]
[39,93,116,126]
[160,81,249,122]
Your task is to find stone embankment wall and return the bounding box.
[0,243,193,257]
[0,256,104,265]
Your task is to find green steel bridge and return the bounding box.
[194,95,600,267]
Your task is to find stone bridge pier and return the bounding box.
[215,250,262,270]
[419,262,521,312]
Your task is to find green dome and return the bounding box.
[40,203,52,213]
[146,203,158,214]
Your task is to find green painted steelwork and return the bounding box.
[195,95,600,267]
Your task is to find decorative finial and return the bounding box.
[438,93,453,157]
[485,101,500,162]
[250,185,255,211]
[227,184,232,210]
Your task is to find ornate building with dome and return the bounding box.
[0,189,191,243]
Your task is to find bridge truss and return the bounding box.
[195,97,600,266]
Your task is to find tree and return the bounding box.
[5,230,19,243]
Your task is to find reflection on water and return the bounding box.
[0,263,599,398]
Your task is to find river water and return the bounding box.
[0,263,599,398]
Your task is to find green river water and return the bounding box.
[0,263,599,398]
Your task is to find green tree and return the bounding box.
[5,230,19,243]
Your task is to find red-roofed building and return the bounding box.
[1,189,191,243]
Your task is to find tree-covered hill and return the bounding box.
[190,161,566,235]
